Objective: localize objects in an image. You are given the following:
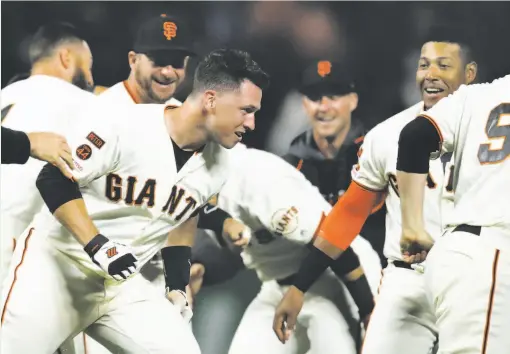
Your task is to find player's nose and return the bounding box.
[424,65,440,80]
[243,114,255,131]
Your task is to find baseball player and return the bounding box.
[0,48,269,354]
[273,27,479,354]
[0,22,96,286]
[396,74,510,353]
[98,14,193,106]
[212,145,382,354]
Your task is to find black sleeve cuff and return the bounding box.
[1,127,31,165]
[36,163,82,213]
[197,206,232,245]
[162,246,191,291]
[292,247,334,293]
[343,274,375,319]
[397,116,441,173]
[329,247,361,277]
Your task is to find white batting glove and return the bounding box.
[166,288,193,323]
[84,234,138,281]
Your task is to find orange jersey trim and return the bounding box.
[319,182,382,250]
[419,114,444,144]
[123,80,141,104]
[1,228,34,325]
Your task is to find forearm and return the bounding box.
[290,183,382,293]
[54,199,100,245]
[396,172,427,234]
[162,216,199,291]
[165,215,198,247]
[36,163,98,245]
[396,116,441,233]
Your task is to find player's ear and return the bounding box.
[302,96,314,114]
[204,90,217,111]
[465,61,478,84]
[348,92,359,112]
[58,48,72,70]
[128,51,138,69]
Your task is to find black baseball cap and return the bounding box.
[133,14,197,66]
[299,60,356,100]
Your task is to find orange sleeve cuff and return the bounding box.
[319,182,382,250]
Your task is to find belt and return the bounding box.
[276,274,296,286]
[393,260,413,270]
[452,224,481,236]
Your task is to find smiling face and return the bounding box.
[302,92,358,140]
[417,41,476,110]
[203,79,262,149]
[129,51,188,103]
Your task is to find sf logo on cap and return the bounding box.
[317,60,332,77]
[163,22,177,40]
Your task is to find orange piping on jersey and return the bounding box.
[83,332,88,354]
[354,135,365,145]
[1,228,34,325]
[319,182,382,251]
[296,159,303,171]
[360,268,385,353]
[419,114,444,144]
[482,249,500,354]
[123,80,141,104]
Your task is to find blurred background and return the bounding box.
[2,2,510,353]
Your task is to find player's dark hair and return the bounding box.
[28,22,86,65]
[192,49,270,94]
[421,24,476,65]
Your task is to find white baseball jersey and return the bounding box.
[98,81,182,106]
[423,75,510,231]
[352,102,454,261]
[30,101,232,277]
[0,75,97,242]
[217,146,331,281]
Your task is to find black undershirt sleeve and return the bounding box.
[36,163,82,213]
[396,116,441,173]
[1,127,31,165]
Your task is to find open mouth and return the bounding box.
[234,132,244,140]
[423,87,445,95]
[153,78,175,86]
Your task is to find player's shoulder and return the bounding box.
[468,75,510,100]
[365,102,424,144]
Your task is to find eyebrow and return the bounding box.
[242,105,260,112]
[420,56,454,61]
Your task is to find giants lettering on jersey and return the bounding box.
[105,174,198,221]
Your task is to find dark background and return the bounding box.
[3,2,510,152]
[2,2,510,353]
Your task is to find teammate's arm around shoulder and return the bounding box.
[162,215,200,322]
[36,105,138,281]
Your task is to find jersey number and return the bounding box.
[478,103,510,165]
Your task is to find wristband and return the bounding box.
[343,274,375,319]
[84,234,109,258]
[292,247,334,293]
[161,246,191,291]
